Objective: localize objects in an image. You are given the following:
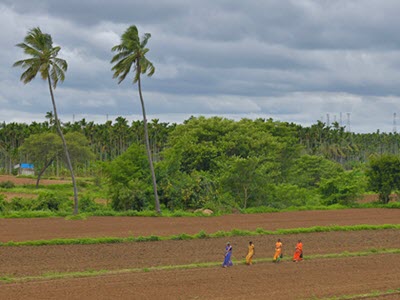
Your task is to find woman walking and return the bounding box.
[293,240,303,262]
[273,239,283,263]
[246,241,255,265]
[222,242,233,268]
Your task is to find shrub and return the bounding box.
[8,197,33,211]
[33,192,71,212]
[79,195,100,213]
[0,180,15,189]
[110,180,150,211]
[76,180,89,188]
[0,194,6,212]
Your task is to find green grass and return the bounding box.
[0,248,399,284]
[0,200,398,219]
[1,224,399,247]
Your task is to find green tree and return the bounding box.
[220,156,263,209]
[19,132,60,187]
[366,154,400,203]
[13,27,79,214]
[287,155,343,188]
[20,132,95,188]
[111,25,160,214]
[105,143,152,211]
[319,170,366,205]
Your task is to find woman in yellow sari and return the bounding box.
[245,241,255,265]
[273,239,283,262]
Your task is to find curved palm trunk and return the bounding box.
[47,76,79,215]
[137,74,161,214]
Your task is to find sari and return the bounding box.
[222,244,233,267]
[273,241,283,262]
[293,242,303,262]
[246,243,255,265]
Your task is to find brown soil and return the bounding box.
[0,192,37,201]
[0,175,70,185]
[0,208,399,242]
[1,254,399,300]
[0,209,399,299]
[0,229,399,277]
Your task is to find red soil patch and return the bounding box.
[0,192,37,201]
[0,175,70,186]
[358,193,398,203]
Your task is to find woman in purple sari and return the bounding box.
[222,242,233,267]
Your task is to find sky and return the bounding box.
[1,0,400,133]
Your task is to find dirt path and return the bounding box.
[2,254,399,300]
[1,208,399,242]
[0,230,399,277]
[0,175,70,185]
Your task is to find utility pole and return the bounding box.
[394,112,397,134]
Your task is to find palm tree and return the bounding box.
[13,27,79,214]
[111,25,160,214]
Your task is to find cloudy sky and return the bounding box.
[1,0,400,133]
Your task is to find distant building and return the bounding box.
[14,163,35,176]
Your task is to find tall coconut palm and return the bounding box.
[111,25,160,214]
[13,27,79,214]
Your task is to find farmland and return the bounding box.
[1,208,400,299]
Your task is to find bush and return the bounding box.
[0,180,15,189]
[0,194,6,212]
[77,180,89,188]
[110,181,150,211]
[79,195,101,213]
[8,197,33,211]
[33,192,71,212]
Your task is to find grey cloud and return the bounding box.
[2,0,400,133]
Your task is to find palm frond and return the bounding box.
[14,27,67,85]
[140,33,151,48]
[54,58,68,72]
[20,65,40,84]
[111,25,155,84]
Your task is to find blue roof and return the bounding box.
[21,163,34,169]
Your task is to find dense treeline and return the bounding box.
[0,114,174,175]
[1,116,399,173]
[1,116,399,211]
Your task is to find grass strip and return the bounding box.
[1,224,400,247]
[0,248,399,284]
[309,287,400,299]
[1,202,399,219]
[253,248,400,264]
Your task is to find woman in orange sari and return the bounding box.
[293,240,303,262]
[273,239,283,262]
[245,241,255,265]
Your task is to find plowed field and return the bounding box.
[1,208,400,299]
[1,208,399,242]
